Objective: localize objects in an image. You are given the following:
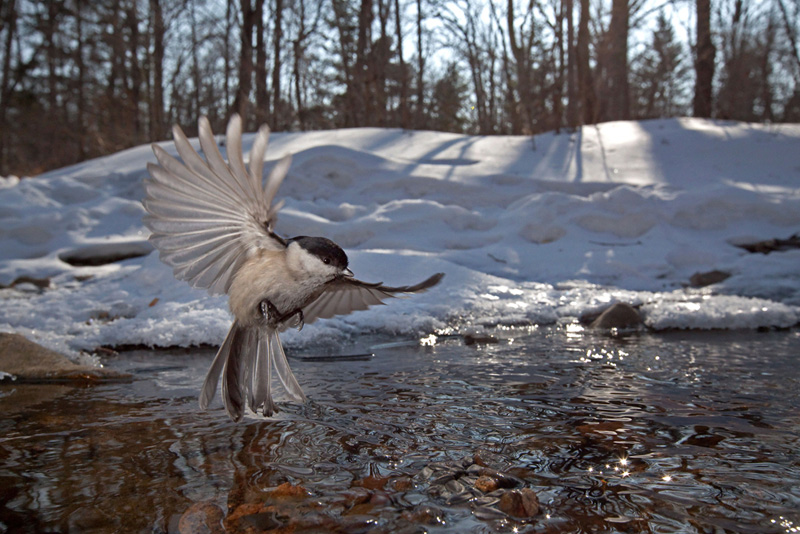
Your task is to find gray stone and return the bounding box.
[497,488,539,518]
[590,302,642,329]
[0,333,130,382]
[689,269,731,288]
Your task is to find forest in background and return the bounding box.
[1,0,799,176]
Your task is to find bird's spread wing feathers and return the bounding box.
[143,114,290,295]
[301,272,445,325]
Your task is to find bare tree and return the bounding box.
[693,0,714,117]
[506,0,537,133]
[394,0,409,127]
[234,0,256,121]
[601,0,631,120]
[576,0,596,124]
[290,0,322,129]
[0,0,17,173]
[149,0,165,140]
[272,0,284,127]
[253,0,267,126]
[331,0,357,126]
[565,0,577,129]
[415,0,424,126]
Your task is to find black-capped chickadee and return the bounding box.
[142,115,443,421]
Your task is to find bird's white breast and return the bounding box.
[227,248,329,326]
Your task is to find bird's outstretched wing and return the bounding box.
[143,114,290,295]
[300,272,445,324]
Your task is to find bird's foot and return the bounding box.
[259,298,281,327]
[280,309,304,331]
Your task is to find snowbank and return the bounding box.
[2,118,799,356]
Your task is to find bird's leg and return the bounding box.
[278,308,305,331]
[259,299,304,330]
[259,298,281,327]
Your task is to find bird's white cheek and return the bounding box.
[287,244,331,278]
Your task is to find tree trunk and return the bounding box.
[394,0,408,127]
[355,0,373,126]
[0,0,17,173]
[190,1,202,119]
[150,0,165,141]
[507,0,535,134]
[331,0,355,126]
[693,0,714,117]
[554,0,565,132]
[565,0,577,129]
[75,0,87,157]
[224,0,234,111]
[272,0,284,127]
[776,0,800,77]
[415,0,424,127]
[127,2,142,140]
[606,0,629,120]
[576,0,595,124]
[255,0,268,126]
[235,0,256,120]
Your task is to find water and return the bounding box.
[1,326,799,533]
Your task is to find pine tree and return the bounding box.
[631,11,690,119]
[429,62,468,132]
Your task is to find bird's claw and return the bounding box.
[282,309,304,331]
[260,300,304,331]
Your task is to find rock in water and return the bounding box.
[689,270,731,288]
[590,302,642,329]
[0,333,129,382]
[498,488,539,518]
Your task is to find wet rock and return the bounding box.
[462,327,499,345]
[391,476,414,492]
[353,474,390,491]
[689,269,731,288]
[589,303,642,329]
[2,275,51,290]
[58,240,153,267]
[734,233,800,254]
[402,505,445,526]
[178,501,224,534]
[0,333,130,383]
[497,488,540,518]
[340,486,371,507]
[440,479,470,504]
[224,483,327,533]
[474,475,499,493]
[468,466,523,489]
[473,505,508,520]
[369,491,392,506]
[268,481,310,500]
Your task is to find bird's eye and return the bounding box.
[323,258,331,265]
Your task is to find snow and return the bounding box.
[1,118,799,357]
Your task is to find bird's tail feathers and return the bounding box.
[270,329,307,403]
[199,321,306,421]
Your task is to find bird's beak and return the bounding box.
[343,268,354,278]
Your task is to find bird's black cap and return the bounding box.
[291,236,349,270]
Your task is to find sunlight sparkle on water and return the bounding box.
[565,322,585,339]
[773,517,800,533]
[419,334,437,346]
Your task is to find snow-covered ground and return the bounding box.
[1,118,799,357]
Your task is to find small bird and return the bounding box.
[142,115,443,421]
